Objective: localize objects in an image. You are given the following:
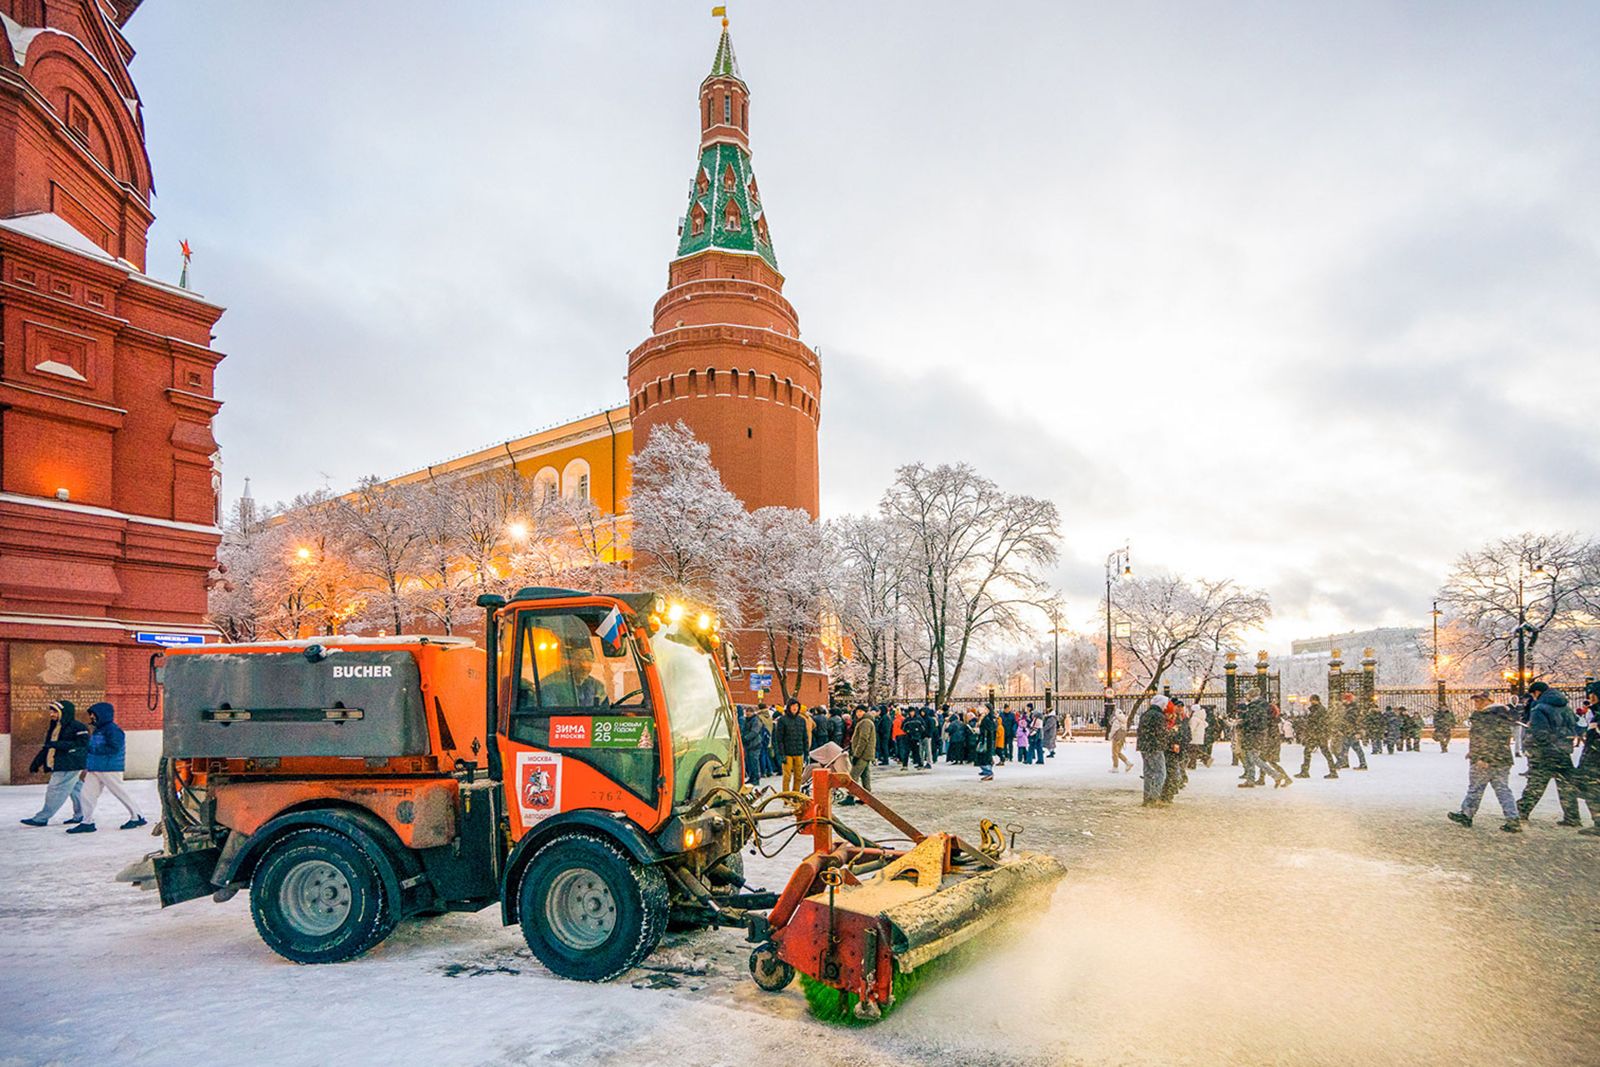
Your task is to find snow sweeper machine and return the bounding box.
[125,587,1062,1020]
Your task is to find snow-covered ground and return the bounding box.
[2,741,1595,1067]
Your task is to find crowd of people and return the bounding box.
[736,699,1067,792]
[1087,680,1600,833]
[24,681,1596,841]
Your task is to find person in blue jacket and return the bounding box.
[67,702,146,834]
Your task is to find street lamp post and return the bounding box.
[1431,598,1446,706]
[1514,560,1547,700]
[1104,545,1132,728]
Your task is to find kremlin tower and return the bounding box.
[626,19,821,519]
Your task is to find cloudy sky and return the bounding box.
[123,2,1599,647]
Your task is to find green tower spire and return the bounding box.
[676,24,776,270]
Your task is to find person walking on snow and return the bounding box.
[1109,706,1134,773]
[1239,696,1291,789]
[21,700,88,826]
[843,704,877,803]
[1448,691,1522,833]
[1432,703,1457,753]
[1516,682,1581,826]
[1295,695,1339,779]
[68,702,146,833]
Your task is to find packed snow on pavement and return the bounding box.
[1,740,1595,1067]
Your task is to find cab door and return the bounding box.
[499,605,665,839]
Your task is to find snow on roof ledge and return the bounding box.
[0,212,211,301]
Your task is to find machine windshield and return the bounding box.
[652,622,736,804]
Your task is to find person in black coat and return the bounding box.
[973,707,997,781]
[21,700,89,826]
[876,707,894,766]
[774,700,811,794]
[1136,697,1172,805]
[946,714,969,764]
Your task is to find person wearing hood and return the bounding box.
[1448,691,1522,832]
[70,701,146,833]
[21,700,89,826]
[1516,682,1581,826]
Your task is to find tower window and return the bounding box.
[690,202,706,237]
[724,198,741,231]
[723,94,731,123]
[723,164,736,191]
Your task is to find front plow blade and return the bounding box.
[782,836,1064,1022]
[882,850,1064,972]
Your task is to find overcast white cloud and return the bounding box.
[123,1,1600,648]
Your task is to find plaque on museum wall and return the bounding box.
[9,643,107,785]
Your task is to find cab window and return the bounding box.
[507,607,656,805]
[514,610,645,714]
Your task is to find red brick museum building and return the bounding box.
[0,0,225,782]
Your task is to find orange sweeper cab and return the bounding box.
[128,587,1062,1019]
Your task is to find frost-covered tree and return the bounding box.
[881,462,1060,704]
[338,477,423,635]
[1111,573,1272,697]
[408,477,479,635]
[826,515,904,705]
[740,507,828,703]
[208,495,279,642]
[626,421,749,621]
[1438,531,1599,682]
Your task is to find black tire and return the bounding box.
[749,943,795,992]
[518,834,668,982]
[249,828,392,964]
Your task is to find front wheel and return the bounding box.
[249,828,392,964]
[518,834,668,982]
[749,943,795,992]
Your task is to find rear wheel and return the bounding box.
[518,834,668,982]
[249,828,391,964]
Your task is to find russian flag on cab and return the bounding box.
[599,606,624,645]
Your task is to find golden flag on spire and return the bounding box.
[711,6,726,16]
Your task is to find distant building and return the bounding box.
[1290,628,1425,657]
[0,0,226,782]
